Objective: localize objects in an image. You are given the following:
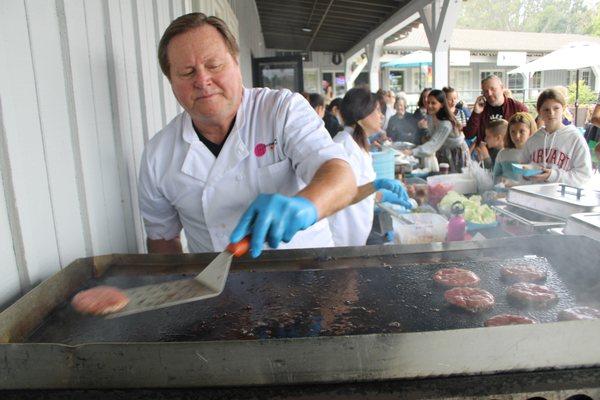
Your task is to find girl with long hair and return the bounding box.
[404,89,468,173]
[524,88,592,186]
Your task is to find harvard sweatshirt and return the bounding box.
[524,125,592,187]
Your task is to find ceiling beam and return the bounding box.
[306,0,335,51]
[335,0,399,8]
[256,0,391,16]
[261,28,357,41]
[257,9,384,23]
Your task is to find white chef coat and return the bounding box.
[327,127,376,246]
[138,87,349,253]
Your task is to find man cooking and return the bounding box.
[138,12,357,258]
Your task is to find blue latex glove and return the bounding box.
[230,194,318,258]
[379,189,414,210]
[373,178,407,197]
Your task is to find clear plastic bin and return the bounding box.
[391,213,448,245]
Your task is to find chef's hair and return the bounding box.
[158,12,239,79]
[536,88,566,111]
[341,88,378,150]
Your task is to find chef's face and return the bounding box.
[359,104,383,135]
[168,25,243,127]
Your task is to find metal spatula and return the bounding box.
[106,237,250,319]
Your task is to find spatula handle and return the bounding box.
[227,236,251,257]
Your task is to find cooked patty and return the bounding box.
[71,286,129,315]
[506,283,558,308]
[484,314,536,327]
[444,287,495,313]
[433,268,480,287]
[500,263,547,283]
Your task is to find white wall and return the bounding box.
[0,0,262,310]
[228,0,267,87]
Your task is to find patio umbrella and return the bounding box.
[508,41,600,125]
[381,50,432,68]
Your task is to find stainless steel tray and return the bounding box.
[492,202,566,230]
[565,212,600,242]
[507,183,600,219]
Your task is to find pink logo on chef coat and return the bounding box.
[254,139,277,157]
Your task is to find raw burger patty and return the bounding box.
[71,286,129,315]
[433,268,480,287]
[506,283,558,308]
[500,263,547,283]
[558,306,600,321]
[444,287,495,313]
[484,314,535,327]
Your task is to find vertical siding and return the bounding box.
[0,0,248,309]
[228,0,267,88]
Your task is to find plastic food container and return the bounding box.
[511,163,544,177]
[427,173,477,195]
[391,213,448,245]
[371,149,395,180]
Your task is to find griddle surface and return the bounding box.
[27,256,587,345]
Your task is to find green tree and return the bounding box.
[458,0,598,34]
[568,81,598,106]
[586,12,600,36]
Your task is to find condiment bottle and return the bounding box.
[447,201,466,242]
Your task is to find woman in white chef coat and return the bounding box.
[328,88,412,246]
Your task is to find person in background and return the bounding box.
[592,91,600,127]
[324,84,334,105]
[413,87,432,121]
[323,97,343,138]
[308,93,326,119]
[493,112,537,185]
[553,86,573,125]
[591,92,600,159]
[328,88,412,246]
[139,12,357,258]
[535,114,544,129]
[476,119,508,170]
[384,90,397,129]
[386,96,419,144]
[375,89,395,131]
[465,75,528,144]
[456,97,472,120]
[524,88,592,187]
[403,89,468,173]
[443,86,468,129]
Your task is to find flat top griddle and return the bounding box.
[4,236,600,390]
[27,254,592,345]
